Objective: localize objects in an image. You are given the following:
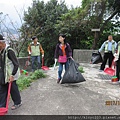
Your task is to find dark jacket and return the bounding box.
[54,43,72,59]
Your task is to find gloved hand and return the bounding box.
[114,53,118,56]
[69,56,74,60]
[55,58,57,63]
[114,53,119,62]
[42,54,44,58]
[98,50,100,53]
[28,51,31,56]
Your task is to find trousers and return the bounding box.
[0,80,21,107]
[100,52,114,70]
[58,61,69,79]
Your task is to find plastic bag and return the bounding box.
[91,52,103,64]
[61,59,86,84]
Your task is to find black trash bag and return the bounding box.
[61,59,86,84]
[91,52,103,64]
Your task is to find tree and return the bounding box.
[56,0,120,49]
[20,0,120,66]
[21,0,68,66]
[82,0,120,49]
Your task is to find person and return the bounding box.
[27,36,44,72]
[98,35,117,71]
[114,41,120,81]
[0,34,22,110]
[54,34,72,83]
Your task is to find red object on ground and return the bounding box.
[104,59,115,76]
[41,57,49,70]
[111,76,118,82]
[104,67,115,76]
[0,82,12,116]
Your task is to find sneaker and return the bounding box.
[99,69,103,72]
[57,78,61,83]
[11,102,22,110]
[118,80,120,84]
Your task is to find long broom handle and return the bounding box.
[6,82,12,109]
[53,60,57,70]
[114,58,116,76]
[42,57,44,67]
[112,58,116,76]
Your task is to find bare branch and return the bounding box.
[14,6,23,25]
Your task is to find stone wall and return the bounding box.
[73,49,104,63]
[18,57,31,71]
[18,49,104,71]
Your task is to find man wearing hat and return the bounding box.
[27,36,44,72]
[0,34,22,110]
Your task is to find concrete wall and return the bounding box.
[73,49,104,63]
[18,49,104,71]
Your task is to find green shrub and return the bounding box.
[33,70,46,79]
[17,70,46,91]
[78,66,84,73]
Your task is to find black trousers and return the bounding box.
[0,80,21,107]
[116,59,120,80]
[100,52,114,70]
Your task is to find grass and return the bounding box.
[17,70,47,91]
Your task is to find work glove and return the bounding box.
[55,58,57,63]
[28,51,31,56]
[42,54,44,58]
[69,56,74,60]
[53,59,57,70]
[98,50,100,53]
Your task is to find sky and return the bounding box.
[0,0,82,28]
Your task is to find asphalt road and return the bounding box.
[6,63,120,115]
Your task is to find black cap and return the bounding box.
[32,36,37,40]
[0,34,4,40]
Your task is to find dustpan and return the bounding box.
[0,82,12,116]
[104,67,115,76]
[41,57,49,70]
[104,59,115,76]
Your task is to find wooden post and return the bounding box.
[91,29,100,49]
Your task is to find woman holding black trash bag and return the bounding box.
[54,34,72,83]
